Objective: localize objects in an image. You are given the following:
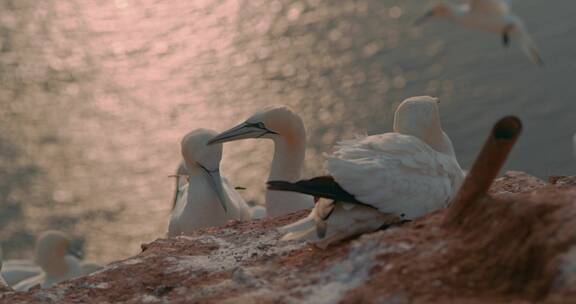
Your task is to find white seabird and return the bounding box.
[208,106,314,218]
[268,96,465,248]
[415,0,543,65]
[1,259,41,287]
[13,231,84,291]
[168,129,253,236]
[171,157,265,220]
[1,237,100,287]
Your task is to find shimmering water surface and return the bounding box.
[1,0,575,262]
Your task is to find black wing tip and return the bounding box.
[266,181,292,188]
[267,177,364,206]
[267,180,293,190]
[267,180,288,184]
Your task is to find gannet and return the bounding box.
[415,0,543,65]
[168,129,253,236]
[268,96,465,248]
[13,231,83,291]
[172,160,265,218]
[208,106,314,217]
[1,237,100,287]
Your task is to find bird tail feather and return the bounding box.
[267,177,362,204]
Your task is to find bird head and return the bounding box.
[393,96,445,144]
[207,105,305,145]
[181,129,222,172]
[35,231,71,274]
[180,129,229,212]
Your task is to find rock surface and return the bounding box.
[1,172,576,303]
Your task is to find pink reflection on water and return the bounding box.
[59,0,245,261]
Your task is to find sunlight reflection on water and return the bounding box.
[0,0,575,262]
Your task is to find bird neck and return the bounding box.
[269,134,306,182]
[424,130,456,156]
[397,123,454,156]
[440,132,457,157]
[38,253,69,276]
[266,136,312,217]
[183,160,199,174]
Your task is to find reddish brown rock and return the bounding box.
[490,171,547,195]
[549,176,576,187]
[0,283,9,294]
[1,172,575,304]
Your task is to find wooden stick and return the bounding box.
[443,116,522,227]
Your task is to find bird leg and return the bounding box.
[314,200,336,239]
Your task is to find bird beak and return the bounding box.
[208,122,276,145]
[68,248,83,259]
[199,164,229,213]
[414,10,434,26]
[66,240,84,259]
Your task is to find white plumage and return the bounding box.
[326,134,463,219]
[223,177,267,220]
[208,106,314,218]
[14,256,82,291]
[171,161,189,209]
[12,231,85,291]
[1,259,41,287]
[0,247,8,289]
[168,129,253,237]
[172,144,265,221]
[416,0,543,65]
[277,96,465,248]
[1,234,101,288]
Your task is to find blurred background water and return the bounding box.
[0,0,575,263]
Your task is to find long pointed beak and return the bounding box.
[68,247,83,259]
[200,166,229,213]
[207,122,272,145]
[67,238,85,259]
[414,11,434,26]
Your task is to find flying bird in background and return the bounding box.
[415,0,543,65]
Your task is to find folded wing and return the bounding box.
[327,133,464,219]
